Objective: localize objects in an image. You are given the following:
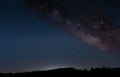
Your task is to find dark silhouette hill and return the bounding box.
[0,67,120,77]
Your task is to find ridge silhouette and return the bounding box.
[0,67,120,77]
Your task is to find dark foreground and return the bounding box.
[0,67,120,77]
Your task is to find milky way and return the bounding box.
[22,0,120,51]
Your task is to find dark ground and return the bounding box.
[0,67,120,77]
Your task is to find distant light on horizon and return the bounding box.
[41,65,68,70]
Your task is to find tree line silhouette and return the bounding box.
[0,67,120,77]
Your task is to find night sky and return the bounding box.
[0,0,120,73]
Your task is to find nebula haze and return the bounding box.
[22,0,120,51]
